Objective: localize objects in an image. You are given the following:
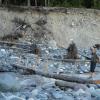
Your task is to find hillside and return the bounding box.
[0,7,100,48]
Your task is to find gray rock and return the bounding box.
[37,93,48,100]
[0,92,6,100]
[0,73,20,92]
[62,95,74,100]
[52,92,63,99]
[32,87,49,100]
[28,98,35,100]
[20,79,36,87]
[74,89,86,96]
[32,88,40,97]
[95,97,100,100]
[74,89,91,100]
[74,84,88,91]
[0,93,25,100]
[89,88,100,98]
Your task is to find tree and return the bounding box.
[0,0,100,9]
[48,0,49,6]
[35,0,37,6]
[27,0,31,7]
[0,0,2,5]
[45,0,47,6]
[82,0,93,8]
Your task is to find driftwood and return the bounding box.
[0,41,41,55]
[11,64,100,84]
[55,80,80,89]
[0,40,31,47]
[0,70,14,72]
[46,58,90,62]
[55,80,87,90]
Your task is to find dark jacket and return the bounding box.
[91,53,99,64]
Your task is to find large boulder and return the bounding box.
[0,73,20,92]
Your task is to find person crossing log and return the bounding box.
[89,46,100,77]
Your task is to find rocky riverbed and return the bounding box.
[0,44,100,100]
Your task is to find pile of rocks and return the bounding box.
[0,44,99,100]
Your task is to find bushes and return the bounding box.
[1,0,100,9]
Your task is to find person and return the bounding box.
[66,39,78,59]
[95,44,100,50]
[90,46,99,77]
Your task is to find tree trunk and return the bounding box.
[0,0,2,5]
[35,0,37,6]
[11,64,99,84]
[5,0,8,6]
[48,0,49,6]
[45,0,47,6]
[27,0,31,7]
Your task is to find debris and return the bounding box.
[0,44,99,100]
[35,18,47,26]
[65,40,79,59]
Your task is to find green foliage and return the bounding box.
[49,0,100,9]
[93,0,100,9]
[1,0,100,9]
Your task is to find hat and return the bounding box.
[93,45,96,48]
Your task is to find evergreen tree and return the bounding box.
[0,0,100,9]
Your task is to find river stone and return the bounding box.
[0,73,20,92]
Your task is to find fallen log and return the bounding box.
[55,80,80,89]
[0,70,15,73]
[11,64,100,84]
[55,80,87,90]
[0,40,31,47]
[46,58,90,62]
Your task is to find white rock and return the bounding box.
[52,92,63,99]
[79,71,84,74]
[10,55,19,59]
[89,88,100,97]
[62,95,74,100]
[0,73,20,91]
[20,79,36,87]
[1,93,25,100]
[74,84,88,91]
[0,49,7,57]
[75,89,85,96]
[45,50,49,55]
[28,98,34,100]
[74,88,91,100]
[32,89,39,96]
[1,49,6,54]
[48,40,57,50]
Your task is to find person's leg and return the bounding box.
[90,62,96,77]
